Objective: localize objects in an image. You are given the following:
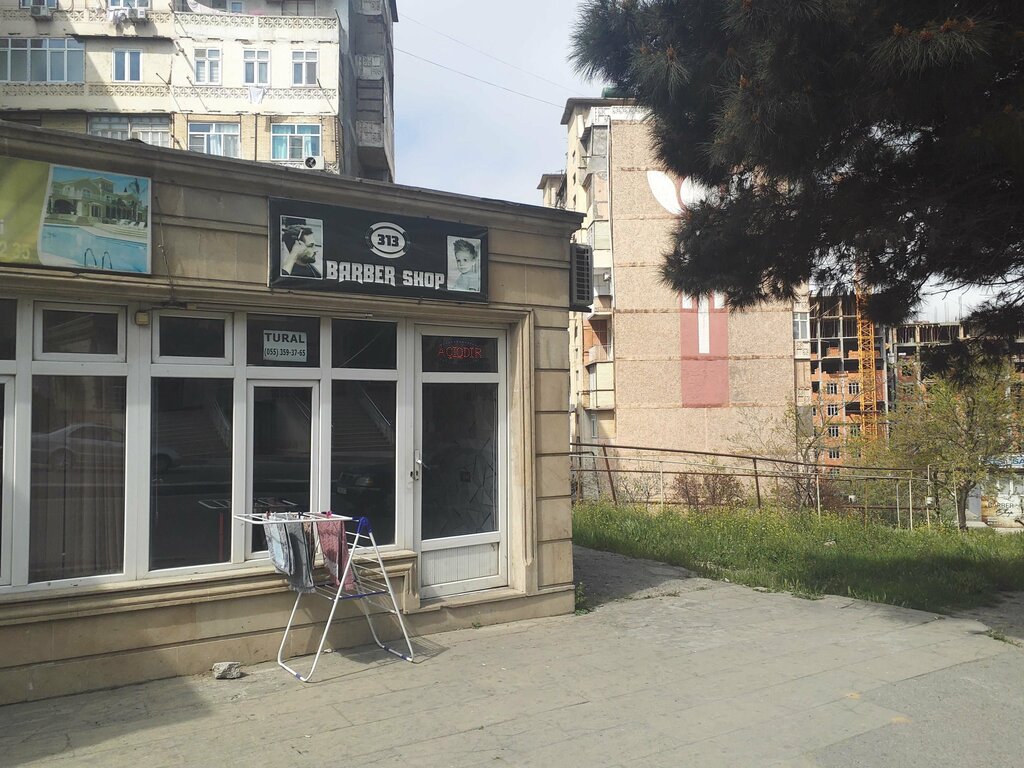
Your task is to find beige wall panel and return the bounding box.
[534,308,569,331]
[536,370,570,412]
[730,358,796,406]
[488,261,528,305]
[728,304,794,357]
[616,359,681,406]
[535,454,570,500]
[535,327,569,370]
[610,121,659,169]
[608,217,675,265]
[613,312,681,354]
[537,540,573,587]
[614,263,680,310]
[40,115,88,134]
[0,622,53,669]
[523,263,570,309]
[613,175,686,221]
[614,407,714,452]
[536,496,572,542]
[490,227,569,265]
[535,412,569,455]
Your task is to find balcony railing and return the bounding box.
[587,344,613,364]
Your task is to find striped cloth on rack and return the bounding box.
[317,518,355,591]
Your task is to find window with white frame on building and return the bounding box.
[848,381,861,395]
[271,124,321,161]
[849,424,860,437]
[210,0,245,11]
[108,0,151,7]
[18,0,58,7]
[0,39,85,83]
[827,448,841,460]
[188,122,240,158]
[826,403,840,417]
[825,381,838,395]
[89,116,171,147]
[827,425,840,438]
[292,50,318,86]
[792,311,810,341]
[112,49,142,83]
[194,48,221,85]
[243,49,269,86]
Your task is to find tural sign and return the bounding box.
[0,157,151,274]
[268,198,488,302]
[262,330,308,363]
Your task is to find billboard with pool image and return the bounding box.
[0,157,151,274]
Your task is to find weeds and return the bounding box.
[574,581,591,615]
[573,501,1024,613]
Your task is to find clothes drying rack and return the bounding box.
[234,509,415,682]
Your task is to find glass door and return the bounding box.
[415,330,506,598]
[246,382,318,555]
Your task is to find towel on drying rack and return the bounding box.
[317,518,355,591]
[265,515,316,593]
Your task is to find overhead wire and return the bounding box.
[394,47,567,109]
[401,13,587,97]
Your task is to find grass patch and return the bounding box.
[574,501,1024,613]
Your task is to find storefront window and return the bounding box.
[29,376,126,582]
[157,315,228,360]
[422,336,498,374]
[150,378,233,570]
[331,381,396,544]
[246,314,320,367]
[0,299,15,359]
[332,320,396,369]
[40,308,120,357]
[421,382,498,539]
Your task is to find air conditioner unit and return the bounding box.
[303,155,325,170]
[569,243,594,312]
[30,4,52,18]
[131,7,147,20]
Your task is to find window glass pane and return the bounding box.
[30,376,126,581]
[10,49,28,82]
[159,316,226,359]
[114,52,125,81]
[246,314,320,367]
[48,51,65,82]
[129,52,140,81]
[331,381,395,545]
[332,320,396,369]
[421,382,498,539]
[0,299,15,359]
[422,336,498,373]
[29,48,47,82]
[150,378,233,569]
[67,49,84,83]
[41,309,119,355]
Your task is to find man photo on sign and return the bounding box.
[447,236,481,292]
[280,217,324,279]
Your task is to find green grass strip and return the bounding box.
[573,501,1024,613]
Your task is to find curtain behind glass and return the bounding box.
[151,378,233,570]
[30,376,126,581]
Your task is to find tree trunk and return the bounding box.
[956,486,970,530]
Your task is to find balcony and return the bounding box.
[580,388,615,410]
[587,344,613,365]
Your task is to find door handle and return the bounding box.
[411,449,425,481]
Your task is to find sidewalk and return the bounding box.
[3,547,1023,767]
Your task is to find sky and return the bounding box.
[393,0,601,207]
[390,2,990,321]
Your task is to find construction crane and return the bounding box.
[855,286,880,440]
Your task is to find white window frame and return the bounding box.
[793,311,810,341]
[270,123,321,162]
[827,425,840,438]
[0,374,14,586]
[848,381,861,395]
[19,0,58,8]
[33,303,126,363]
[152,311,233,366]
[243,48,269,87]
[187,121,240,158]
[112,48,142,83]
[827,448,841,460]
[195,48,221,85]
[108,0,151,7]
[291,50,318,86]
[826,403,840,417]
[825,382,838,395]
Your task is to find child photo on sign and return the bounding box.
[447,236,481,292]
[280,216,324,279]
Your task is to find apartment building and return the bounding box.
[0,0,395,180]
[541,97,805,455]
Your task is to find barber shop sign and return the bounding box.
[268,198,488,302]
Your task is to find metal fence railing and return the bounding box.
[570,442,938,529]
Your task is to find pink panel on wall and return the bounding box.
[679,295,730,407]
